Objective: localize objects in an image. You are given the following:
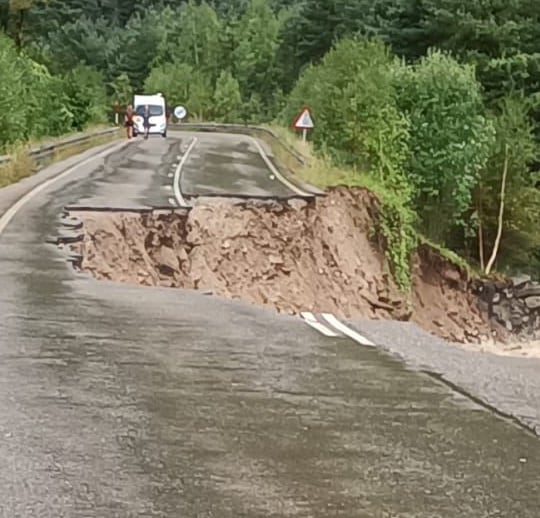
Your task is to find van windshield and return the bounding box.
[135,104,163,116]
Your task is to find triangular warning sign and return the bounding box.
[292,108,314,129]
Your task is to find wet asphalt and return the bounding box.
[0,132,539,516]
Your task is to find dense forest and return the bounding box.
[1,0,539,281]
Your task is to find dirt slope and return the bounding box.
[66,187,504,344]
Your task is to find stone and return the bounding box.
[269,255,284,265]
[178,247,189,262]
[525,296,540,310]
[441,268,461,283]
[154,246,179,275]
[503,288,514,299]
[511,274,531,288]
[288,198,308,211]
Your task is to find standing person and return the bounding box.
[142,104,151,140]
[124,104,134,139]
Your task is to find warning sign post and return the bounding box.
[292,107,314,142]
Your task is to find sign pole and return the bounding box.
[302,128,307,143]
[114,101,120,126]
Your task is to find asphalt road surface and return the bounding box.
[0,132,539,516]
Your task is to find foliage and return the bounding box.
[143,63,193,109]
[153,2,224,83]
[61,65,108,131]
[394,50,495,245]
[0,32,84,145]
[110,72,133,106]
[213,70,242,122]
[474,96,540,274]
[0,33,32,144]
[233,0,281,116]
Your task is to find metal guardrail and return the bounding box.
[0,127,120,166]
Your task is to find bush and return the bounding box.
[282,38,410,186]
[394,50,495,245]
[213,70,242,122]
[61,65,108,131]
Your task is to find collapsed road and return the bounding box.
[0,130,539,516]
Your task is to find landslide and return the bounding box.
[65,187,503,344]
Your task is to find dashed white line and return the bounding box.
[173,136,197,208]
[0,140,127,236]
[300,312,339,337]
[321,313,375,346]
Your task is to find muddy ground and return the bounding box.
[62,187,512,346]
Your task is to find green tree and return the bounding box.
[25,61,73,137]
[394,50,495,244]
[61,65,108,130]
[0,32,33,144]
[213,70,242,122]
[360,0,540,104]
[144,62,192,107]
[154,1,224,83]
[7,0,45,49]
[474,96,540,274]
[144,63,214,119]
[110,72,133,106]
[233,0,281,115]
[111,8,164,90]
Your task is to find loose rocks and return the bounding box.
[471,276,540,340]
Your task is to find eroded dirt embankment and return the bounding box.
[65,187,505,344]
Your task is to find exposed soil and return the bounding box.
[63,187,509,345]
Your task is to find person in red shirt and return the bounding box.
[124,104,134,139]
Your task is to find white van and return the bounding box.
[133,93,167,138]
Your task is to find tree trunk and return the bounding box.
[14,8,25,50]
[485,144,510,275]
[477,189,485,271]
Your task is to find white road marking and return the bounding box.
[0,140,127,236]
[168,197,176,205]
[173,137,197,208]
[249,136,308,196]
[321,313,375,346]
[300,312,339,337]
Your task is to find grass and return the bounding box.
[0,125,121,189]
[418,236,472,272]
[0,142,37,188]
[260,125,349,186]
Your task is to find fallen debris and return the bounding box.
[58,187,523,346]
